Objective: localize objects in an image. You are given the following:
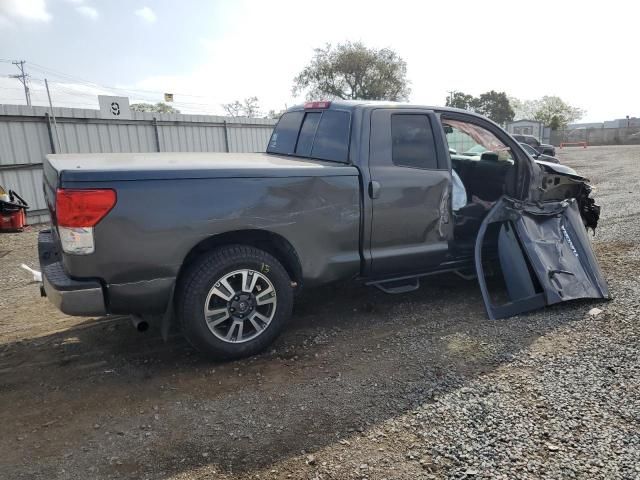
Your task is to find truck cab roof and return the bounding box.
[285,100,486,118]
[268,100,501,166]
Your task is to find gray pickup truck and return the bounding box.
[39,101,608,359]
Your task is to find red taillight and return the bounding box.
[304,101,331,109]
[56,189,116,227]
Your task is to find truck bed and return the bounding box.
[42,151,362,315]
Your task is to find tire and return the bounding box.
[177,245,293,360]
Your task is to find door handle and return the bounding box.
[369,181,381,199]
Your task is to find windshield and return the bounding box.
[520,143,537,155]
[444,119,513,161]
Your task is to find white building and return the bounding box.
[505,120,550,143]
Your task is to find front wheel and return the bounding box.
[177,245,293,360]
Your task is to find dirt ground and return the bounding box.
[1,146,639,479]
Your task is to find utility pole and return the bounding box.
[10,60,32,106]
[45,79,62,152]
[447,90,455,106]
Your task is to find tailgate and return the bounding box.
[43,155,60,225]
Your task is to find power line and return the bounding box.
[0,61,240,115]
[40,77,226,111]
[30,70,194,107]
[0,86,27,92]
[28,61,215,99]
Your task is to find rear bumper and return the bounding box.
[39,230,107,316]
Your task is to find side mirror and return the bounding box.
[449,147,457,155]
[480,152,500,162]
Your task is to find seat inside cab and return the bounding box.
[443,119,516,243]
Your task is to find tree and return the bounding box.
[510,96,584,128]
[509,97,538,120]
[532,96,585,129]
[474,91,514,125]
[241,96,261,117]
[293,41,410,101]
[222,96,261,117]
[130,102,180,113]
[445,90,514,125]
[446,91,477,110]
[222,100,243,117]
[265,108,286,119]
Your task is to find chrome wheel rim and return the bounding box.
[204,269,277,343]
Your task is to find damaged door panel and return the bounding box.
[475,196,609,320]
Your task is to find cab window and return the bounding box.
[267,109,351,163]
[391,114,438,169]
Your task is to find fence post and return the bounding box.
[223,120,230,152]
[44,112,57,154]
[152,117,161,152]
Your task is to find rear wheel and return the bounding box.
[177,245,293,360]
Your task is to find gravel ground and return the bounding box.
[0,145,638,479]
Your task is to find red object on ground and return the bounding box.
[0,208,27,232]
[560,142,588,149]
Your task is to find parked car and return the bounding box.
[39,101,608,359]
[512,133,556,156]
[519,142,560,163]
[454,141,560,165]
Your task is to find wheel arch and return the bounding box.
[177,229,303,290]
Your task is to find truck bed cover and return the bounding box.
[47,152,358,182]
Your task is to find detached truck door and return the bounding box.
[474,197,609,319]
[367,109,453,276]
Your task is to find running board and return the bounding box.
[453,269,476,280]
[371,278,420,294]
[365,258,481,295]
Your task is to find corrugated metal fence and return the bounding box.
[550,126,640,147]
[0,104,277,223]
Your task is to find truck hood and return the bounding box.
[535,159,587,180]
[47,152,357,183]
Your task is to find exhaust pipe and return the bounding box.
[131,315,150,333]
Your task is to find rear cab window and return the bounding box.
[267,109,351,163]
[295,112,321,156]
[267,111,304,155]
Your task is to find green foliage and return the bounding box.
[446,91,476,110]
[532,96,585,129]
[511,96,584,128]
[130,102,180,113]
[445,90,514,125]
[509,97,538,120]
[293,41,410,101]
[475,91,514,125]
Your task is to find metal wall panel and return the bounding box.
[228,125,273,153]
[0,104,277,223]
[0,117,51,166]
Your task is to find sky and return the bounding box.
[0,0,638,122]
